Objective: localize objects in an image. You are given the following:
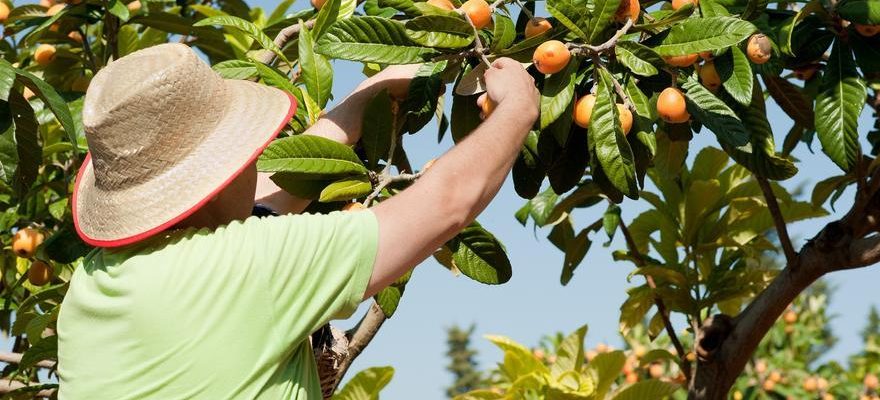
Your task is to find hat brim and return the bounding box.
[73,80,297,247]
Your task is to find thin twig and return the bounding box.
[617,218,692,381]
[512,0,534,19]
[78,26,98,72]
[432,48,483,62]
[328,302,387,393]
[489,0,506,11]
[570,17,634,55]
[756,177,797,265]
[461,12,493,67]
[364,172,423,206]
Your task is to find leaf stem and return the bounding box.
[511,0,534,20]
[757,177,797,265]
[461,12,494,68]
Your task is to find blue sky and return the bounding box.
[250,5,880,400]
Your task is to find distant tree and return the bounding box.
[446,324,482,397]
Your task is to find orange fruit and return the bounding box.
[855,24,880,37]
[460,0,492,30]
[699,51,713,60]
[817,377,829,391]
[39,0,55,7]
[480,96,496,119]
[342,202,366,211]
[525,17,552,38]
[67,30,83,43]
[866,374,879,390]
[755,359,768,374]
[768,371,782,383]
[614,0,640,23]
[427,0,455,10]
[573,94,596,128]
[46,3,65,16]
[663,53,698,67]
[762,379,776,392]
[803,377,818,392]
[625,372,638,384]
[532,40,570,74]
[13,228,45,258]
[699,60,721,91]
[311,0,326,9]
[617,104,633,135]
[126,0,141,13]
[648,363,664,378]
[28,260,52,286]
[34,44,57,66]
[747,34,772,64]
[657,87,689,123]
[672,0,697,10]
[783,310,797,324]
[0,3,9,23]
[686,351,697,362]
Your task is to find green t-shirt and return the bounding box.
[57,211,378,399]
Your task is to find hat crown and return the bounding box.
[83,43,229,190]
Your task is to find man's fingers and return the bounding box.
[476,93,487,107]
[491,57,521,70]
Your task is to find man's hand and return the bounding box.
[478,58,539,120]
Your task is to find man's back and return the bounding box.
[57,212,378,399]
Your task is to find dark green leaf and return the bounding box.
[714,47,753,106]
[615,41,662,77]
[299,23,334,108]
[589,69,637,198]
[632,3,694,32]
[0,63,14,101]
[546,0,590,40]
[316,17,439,64]
[450,94,481,143]
[312,0,342,39]
[815,40,865,172]
[585,0,622,44]
[539,59,577,129]
[405,15,474,48]
[257,135,368,178]
[361,89,394,169]
[603,203,621,239]
[837,0,880,24]
[654,16,757,56]
[212,59,258,80]
[682,77,749,148]
[561,229,590,285]
[403,61,446,134]
[20,335,56,371]
[512,131,545,199]
[490,14,516,51]
[319,176,372,202]
[43,225,91,264]
[8,90,40,199]
[268,175,332,199]
[741,0,767,20]
[763,75,814,130]
[448,221,512,284]
[13,65,80,151]
[194,16,289,63]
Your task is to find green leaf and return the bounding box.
[611,379,680,400]
[779,0,825,56]
[254,63,297,94]
[551,325,587,378]
[562,229,590,285]
[194,16,289,63]
[313,0,342,39]
[375,284,404,317]
[539,59,577,129]
[319,176,372,202]
[299,23,334,108]
[8,90,41,199]
[618,285,653,336]
[333,366,395,400]
[546,0,590,40]
[699,0,729,17]
[19,335,56,371]
[403,61,446,134]
[603,203,621,239]
[267,0,296,26]
[448,221,512,284]
[361,89,394,169]
[43,224,91,264]
[450,94,481,143]
[484,335,549,381]
[107,0,131,22]
[585,0,622,44]
[682,179,722,242]
[815,40,865,172]
[741,0,767,20]
[268,175,332,199]
[495,26,568,62]
[257,135,368,178]
[0,63,14,101]
[615,41,662,77]
[378,0,422,16]
[590,351,627,399]
[316,17,439,64]
[654,16,757,56]
[682,77,749,148]
[405,15,474,49]
[589,68,637,198]
[763,75,814,130]
[633,3,694,31]
[512,131,545,199]
[490,14,516,51]
[714,47,753,106]
[837,0,880,24]
[212,59,258,79]
[13,65,80,151]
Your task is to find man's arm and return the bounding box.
[366,58,539,298]
[255,65,422,214]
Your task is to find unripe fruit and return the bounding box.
[793,65,818,81]
[311,0,326,9]
[34,44,57,66]
[524,17,552,38]
[699,60,721,91]
[28,260,52,286]
[127,0,141,13]
[427,0,455,10]
[573,94,596,128]
[614,0,639,23]
[617,104,633,135]
[672,0,697,10]
[803,377,818,392]
[657,87,689,123]
[784,324,795,334]
[769,371,782,383]
[733,391,743,400]
[686,352,696,362]
[67,30,83,43]
[460,0,492,30]
[480,96,496,118]
[855,24,880,37]
[13,228,45,258]
[46,3,65,16]
[625,372,638,384]
[0,3,9,23]
[532,40,570,74]
[342,202,366,211]
[746,34,772,64]
[783,310,797,324]
[663,53,699,67]
[763,379,776,391]
[648,363,664,379]
[865,374,879,390]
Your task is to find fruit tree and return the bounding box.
[0,0,878,398]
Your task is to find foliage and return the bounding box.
[446,324,484,397]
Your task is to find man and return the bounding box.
[57,43,538,399]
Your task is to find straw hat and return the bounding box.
[72,43,296,247]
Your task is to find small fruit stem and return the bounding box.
[461,12,494,68]
[512,0,534,20]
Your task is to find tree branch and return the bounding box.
[0,379,55,397]
[326,302,387,394]
[618,218,691,381]
[756,177,797,265]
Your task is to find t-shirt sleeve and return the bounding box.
[214,210,378,345]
